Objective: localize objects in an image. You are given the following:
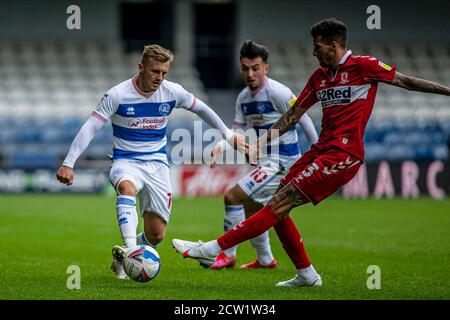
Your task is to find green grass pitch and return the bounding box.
[0,194,449,300]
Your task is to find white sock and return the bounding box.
[203,240,222,257]
[136,232,157,249]
[116,195,138,248]
[250,231,274,265]
[298,264,318,279]
[223,205,245,257]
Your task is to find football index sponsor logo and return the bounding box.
[247,114,264,126]
[129,119,140,127]
[128,118,165,129]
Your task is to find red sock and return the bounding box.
[274,216,311,269]
[217,205,280,250]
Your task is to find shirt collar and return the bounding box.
[132,75,155,99]
[321,50,352,76]
[338,50,352,65]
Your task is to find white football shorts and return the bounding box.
[109,159,172,223]
[238,157,292,205]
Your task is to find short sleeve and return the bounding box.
[357,56,397,83]
[93,88,119,121]
[292,74,319,110]
[270,83,297,114]
[233,94,246,126]
[172,83,196,110]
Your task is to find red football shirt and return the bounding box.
[293,50,396,161]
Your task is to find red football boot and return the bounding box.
[239,259,277,269]
[210,252,237,270]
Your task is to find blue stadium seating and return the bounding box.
[1,114,447,169]
[364,121,449,162]
[0,40,449,169]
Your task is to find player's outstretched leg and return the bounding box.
[171,204,282,269]
[172,239,216,267]
[172,186,289,261]
[172,183,322,286]
[172,202,283,264]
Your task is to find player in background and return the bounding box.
[56,45,245,279]
[172,18,450,286]
[208,40,318,270]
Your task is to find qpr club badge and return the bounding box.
[159,103,171,116]
[256,103,265,114]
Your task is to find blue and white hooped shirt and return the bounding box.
[92,76,196,165]
[234,78,301,163]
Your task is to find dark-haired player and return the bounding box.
[172,18,450,286]
[208,40,318,270]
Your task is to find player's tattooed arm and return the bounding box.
[264,104,308,144]
[246,104,307,164]
[389,72,450,96]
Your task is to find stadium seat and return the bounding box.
[0,40,448,168]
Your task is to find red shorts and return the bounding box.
[280,146,362,205]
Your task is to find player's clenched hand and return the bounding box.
[56,165,74,186]
[210,143,224,169]
[228,133,260,165]
[228,133,247,153]
[228,133,251,163]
